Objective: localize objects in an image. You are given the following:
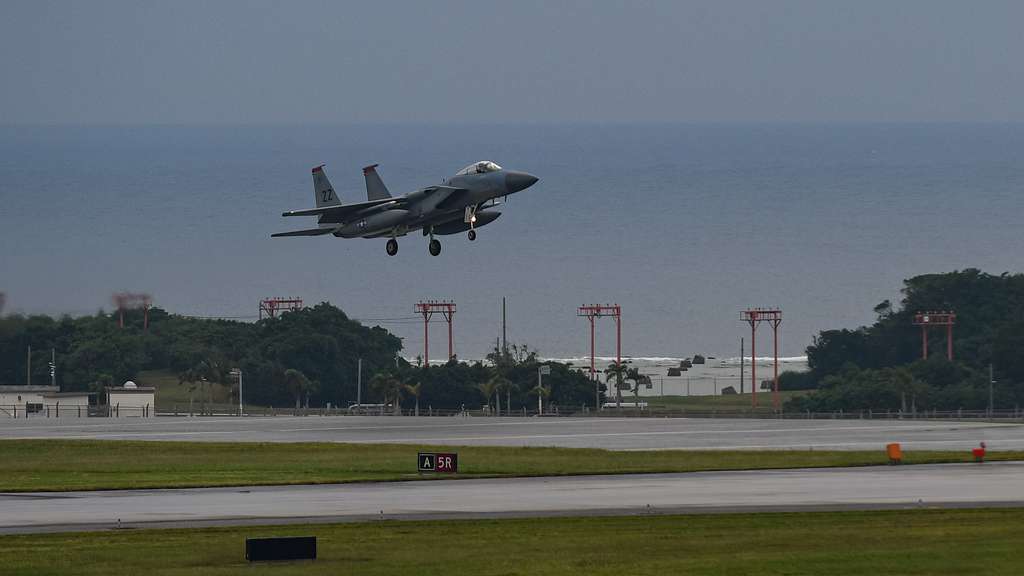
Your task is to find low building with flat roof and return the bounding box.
[0,386,93,418]
[106,382,156,417]
[0,385,58,417]
[42,391,91,418]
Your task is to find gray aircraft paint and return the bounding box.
[362,164,392,201]
[312,166,339,208]
[273,160,538,255]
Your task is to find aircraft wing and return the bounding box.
[412,185,469,210]
[282,197,400,218]
[417,185,466,197]
[271,227,336,237]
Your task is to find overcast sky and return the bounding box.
[2,0,1022,124]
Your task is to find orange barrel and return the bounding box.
[886,442,903,463]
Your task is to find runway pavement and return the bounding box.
[1,415,1022,451]
[2,462,1022,534]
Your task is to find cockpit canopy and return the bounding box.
[455,160,502,176]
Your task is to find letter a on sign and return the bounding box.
[418,452,435,472]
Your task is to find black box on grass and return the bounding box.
[245,536,317,562]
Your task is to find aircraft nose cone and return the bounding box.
[505,171,539,193]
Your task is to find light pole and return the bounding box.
[538,364,550,415]
[230,368,243,416]
[989,363,995,418]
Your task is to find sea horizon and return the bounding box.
[2,122,1022,360]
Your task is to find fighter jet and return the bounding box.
[272,161,539,256]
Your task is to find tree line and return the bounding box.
[782,269,1024,412]
[0,302,603,410]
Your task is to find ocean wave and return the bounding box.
[405,355,808,366]
[540,355,808,365]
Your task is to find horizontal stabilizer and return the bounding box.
[271,227,336,237]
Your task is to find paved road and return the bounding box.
[1,415,1021,451]
[2,462,1022,534]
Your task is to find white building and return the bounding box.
[0,386,92,418]
[107,382,156,417]
[0,385,57,417]
[42,392,91,418]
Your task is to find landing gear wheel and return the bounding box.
[428,238,441,256]
[386,238,398,256]
[468,229,477,241]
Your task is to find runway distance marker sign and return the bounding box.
[418,452,458,473]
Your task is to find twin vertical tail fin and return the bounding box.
[312,165,340,208]
[313,163,391,205]
[363,164,392,201]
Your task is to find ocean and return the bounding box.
[1,123,1022,362]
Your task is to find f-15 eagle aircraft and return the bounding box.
[272,161,538,256]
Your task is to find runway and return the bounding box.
[1,415,1022,451]
[2,462,1022,534]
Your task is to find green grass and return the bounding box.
[137,369,234,409]
[3,508,1022,575]
[2,439,1021,492]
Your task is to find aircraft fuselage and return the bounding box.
[273,160,538,256]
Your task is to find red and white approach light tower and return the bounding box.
[740,308,783,410]
[259,297,303,320]
[415,300,456,365]
[577,304,622,378]
[912,311,955,361]
[113,292,152,330]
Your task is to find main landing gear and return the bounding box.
[386,238,398,256]
[426,226,442,256]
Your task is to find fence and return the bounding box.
[149,404,1024,421]
[585,407,1024,421]
[4,402,1018,421]
[0,403,153,418]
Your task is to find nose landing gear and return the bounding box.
[386,238,398,256]
[465,204,478,242]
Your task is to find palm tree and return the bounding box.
[504,378,517,416]
[404,382,422,416]
[178,358,224,414]
[370,372,404,414]
[477,379,498,415]
[625,367,650,408]
[890,367,924,415]
[178,367,200,414]
[604,362,628,406]
[528,382,550,414]
[488,373,512,417]
[283,368,313,410]
[198,358,226,385]
[192,357,228,409]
